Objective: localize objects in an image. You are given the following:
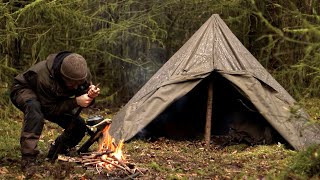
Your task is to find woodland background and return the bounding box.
[0,0,320,179]
[1,0,319,108]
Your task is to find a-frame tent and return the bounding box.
[109,14,320,150]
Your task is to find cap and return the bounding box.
[60,53,88,81]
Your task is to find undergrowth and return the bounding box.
[0,88,319,179]
[285,145,320,179]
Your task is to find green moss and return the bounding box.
[149,161,164,172]
[286,145,320,178]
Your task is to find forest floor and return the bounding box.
[0,98,319,179]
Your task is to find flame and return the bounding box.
[113,139,124,160]
[98,124,114,151]
[97,124,126,170]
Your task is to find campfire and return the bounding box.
[58,122,142,178]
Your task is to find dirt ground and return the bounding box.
[0,98,319,179]
[0,137,300,179]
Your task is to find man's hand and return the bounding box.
[76,94,93,107]
[88,84,100,98]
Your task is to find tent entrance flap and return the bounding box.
[133,73,287,146]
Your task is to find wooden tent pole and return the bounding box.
[205,81,213,147]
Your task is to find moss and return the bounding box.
[148,161,164,172]
[286,145,320,178]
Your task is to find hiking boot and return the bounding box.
[21,155,37,179]
[46,142,69,162]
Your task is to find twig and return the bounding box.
[95,163,104,174]
[82,158,101,163]
[110,155,132,173]
[100,158,132,174]
[84,161,103,166]
[134,167,144,175]
[112,141,118,148]
[80,150,113,156]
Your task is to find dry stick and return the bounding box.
[81,156,96,160]
[81,150,114,159]
[84,161,103,166]
[110,155,132,173]
[205,81,213,147]
[79,152,96,155]
[100,158,133,174]
[112,141,118,149]
[80,150,113,156]
[95,164,104,174]
[81,155,100,160]
[80,152,114,164]
[82,158,101,163]
[103,156,117,162]
[134,167,144,175]
[118,160,132,173]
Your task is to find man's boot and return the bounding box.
[46,141,68,162]
[21,155,37,178]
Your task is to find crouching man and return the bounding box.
[10,51,100,177]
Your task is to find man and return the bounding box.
[10,51,100,176]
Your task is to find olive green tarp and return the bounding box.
[109,14,320,150]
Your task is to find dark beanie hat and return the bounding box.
[60,53,88,81]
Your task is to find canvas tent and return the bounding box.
[109,14,320,150]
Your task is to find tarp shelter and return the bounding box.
[109,14,320,150]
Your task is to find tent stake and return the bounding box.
[205,81,213,147]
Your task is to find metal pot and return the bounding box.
[86,115,104,126]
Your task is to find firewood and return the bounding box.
[57,155,81,163]
[81,158,100,163]
[100,158,132,174]
[110,155,132,173]
[83,161,103,166]
[81,150,113,158]
[59,138,140,178]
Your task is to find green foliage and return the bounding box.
[1,0,319,106]
[0,118,21,159]
[0,0,257,107]
[248,0,320,98]
[300,98,320,123]
[286,145,320,178]
[0,89,16,120]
